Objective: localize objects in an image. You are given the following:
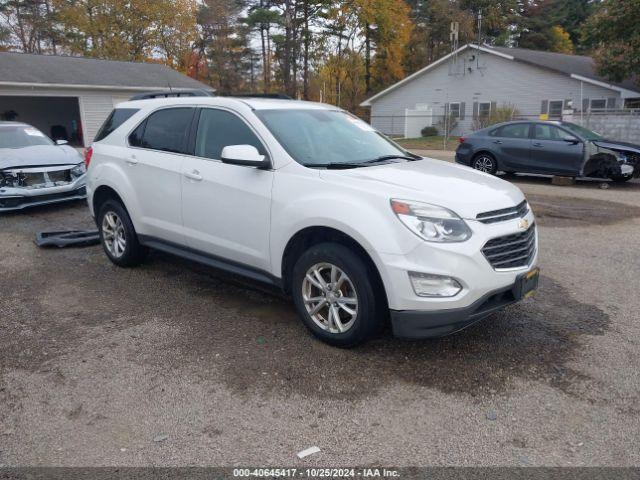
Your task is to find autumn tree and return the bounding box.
[54,0,197,64]
[0,0,60,53]
[584,0,640,87]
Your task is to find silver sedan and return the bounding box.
[0,122,87,212]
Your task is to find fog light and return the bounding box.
[408,272,462,297]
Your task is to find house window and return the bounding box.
[478,102,491,118]
[449,102,461,118]
[548,100,563,118]
[590,99,606,110]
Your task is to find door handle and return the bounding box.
[532,142,543,147]
[493,140,503,144]
[184,170,202,181]
[126,154,138,165]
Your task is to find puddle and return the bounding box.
[527,194,640,227]
[1,208,612,405]
[160,258,610,401]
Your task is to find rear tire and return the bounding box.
[472,153,498,175]
[291,243,385,347]
[97,199,147,267]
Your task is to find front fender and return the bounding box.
[269,171,422,279]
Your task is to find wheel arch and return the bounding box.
[280,226,388,307]
[92,185,128,217]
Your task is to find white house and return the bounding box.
[0,52,213,147]
[361,44,640,138]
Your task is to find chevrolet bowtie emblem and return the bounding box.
[518,218,529,230]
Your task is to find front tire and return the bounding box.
[291,243,385,347]
[97,199,146,267]
[610,175,633,183]
[472,153,498,175]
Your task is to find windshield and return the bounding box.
[561,122,603,140]
[255,109,408,166]
[0,126,54,149]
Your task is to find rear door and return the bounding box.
[490,123,532,171]
[530,124,584,175]
[180,107,274,272]
[126,107,196,244]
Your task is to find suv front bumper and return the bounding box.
[377,210,538,338]
[390,275,535,338]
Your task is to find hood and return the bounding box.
[593,139,640,153]
[0,145,82,170]
[319,158,525,219]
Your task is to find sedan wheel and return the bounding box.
[473,155,496,174]
[102,211,126,258]
[302,262,358,334]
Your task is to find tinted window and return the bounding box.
[497,123,530,139]
[132,108,194,154]
[95,108,139,142]
[195,109,266,160]
[128,120,146,147]
[534,124,566,141]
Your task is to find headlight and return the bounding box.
[391,199,472,242]
[71,163,86,177]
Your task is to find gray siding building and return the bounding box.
[361,44,640,138]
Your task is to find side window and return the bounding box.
[195,108,266,160]
[95,108,139,142]
[128,119,146,147]
[129,107,194,154]
[534,124,564,141]
[497,123,530,139]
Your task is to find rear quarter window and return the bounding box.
[94,108,139,142]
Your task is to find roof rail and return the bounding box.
[129,89,216,100]
[225,93,292,100]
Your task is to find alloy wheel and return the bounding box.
[473,156,495,173]
[102,211,126,258]
[301,262,358,334]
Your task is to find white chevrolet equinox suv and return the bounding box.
[86,97,539,347]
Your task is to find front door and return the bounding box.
[181,108,274,272]
[530,124,584,175]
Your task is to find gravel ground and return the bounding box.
[1,173,639,467]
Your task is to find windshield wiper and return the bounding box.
[309,154,419,169]
[365,154,419,163]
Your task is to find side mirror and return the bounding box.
[56,139,69,146]
[221,145,268,168]
[563,136,579,144]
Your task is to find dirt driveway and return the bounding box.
[1,175,640,466]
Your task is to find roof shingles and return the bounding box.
[0,52,211,90]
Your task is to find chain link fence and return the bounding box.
[370,109,640,146]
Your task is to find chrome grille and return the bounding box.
[476,200,528,224]
[482,224,536,270]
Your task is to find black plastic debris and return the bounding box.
[35,230,100,248]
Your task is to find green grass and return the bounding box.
[394,136,458,151]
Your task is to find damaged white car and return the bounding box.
[0,122,87,212]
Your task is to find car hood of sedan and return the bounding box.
[320,157,526,219]
[593,140,640,153]
[0,145,82,170]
